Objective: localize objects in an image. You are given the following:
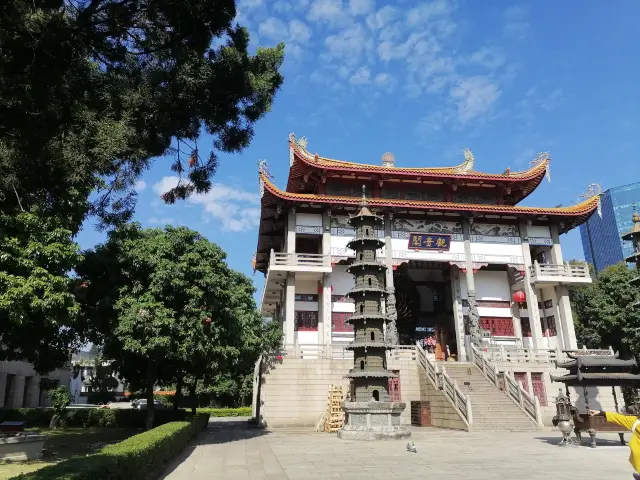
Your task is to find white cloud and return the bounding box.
[503,5,530,39]
[450,76,501,124]
[238,0,263,9]
[325,24,372,62]
[469,47,506,70]
[134,180,147,192]
[366,5,398,30]
[539,88,564,110]
[349,67,371,85]
[406,0,452,27]
[374,72,396,92]
[308,0,346,25]
[349,0,374,16]
[258,17,288,41]
[272,0,291,14]
[289,19,311,43]
[152,177,260,232]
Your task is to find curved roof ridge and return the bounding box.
[289,140,549,179]
[261,171,598,215]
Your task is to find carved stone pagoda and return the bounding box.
[337,188,410,441]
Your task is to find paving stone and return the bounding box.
[160,417,633,479]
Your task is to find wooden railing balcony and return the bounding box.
[268,249,332,272]
[528,261,591,285]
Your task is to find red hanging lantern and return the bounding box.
[276,355,283,361]
[512,291,526,303]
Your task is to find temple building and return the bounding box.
[252,135,619,430]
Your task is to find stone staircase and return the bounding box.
[440,362,540,431]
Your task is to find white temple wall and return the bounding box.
[328,266,355,344]
[459,270,510,300]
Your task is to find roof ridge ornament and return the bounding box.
[381,152,395,168]
[530,152,551,183]
[457,148,475,172]
[257,159,272,198]
[578,183,603,218]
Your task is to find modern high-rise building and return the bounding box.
[580,182,640,273]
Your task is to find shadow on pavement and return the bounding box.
[158,417,271,479]
[535,436,626,447]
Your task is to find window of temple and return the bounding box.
[294,311,318,331]
[360,360,365,370]
[360,304,364,314]
[520,317,532,337]
[371,331,375,341]
[332,312,353,332]
[372,389,379,401]
[358,252,363,261]
[368,277,372,286]
[479,317,515,337]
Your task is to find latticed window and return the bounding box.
[479,317,515,337]
[295,311,318,331]
[543,299,553,309]
[521,317,532,337]
[332,312,353,332]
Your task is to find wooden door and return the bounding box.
[531,373,547,406]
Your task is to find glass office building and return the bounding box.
[580,182,640,273]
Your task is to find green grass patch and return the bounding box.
[0,428,138,480]
[196,407,251,417]
[8,413,209,480]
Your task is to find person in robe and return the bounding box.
[589,409,640,479]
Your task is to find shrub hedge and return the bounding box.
[0,408,189,429]
[11,413,210,480]
[196,407,251,417]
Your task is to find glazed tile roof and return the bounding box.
[263,172,599,221]
[289,140,549,180]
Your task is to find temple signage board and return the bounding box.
[408,233,452,251]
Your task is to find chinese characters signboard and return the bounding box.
[408,233,452,251]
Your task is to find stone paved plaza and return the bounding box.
[161,418,633,479]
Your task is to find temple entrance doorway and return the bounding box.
[393,261,456,360]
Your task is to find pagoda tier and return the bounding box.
[286,134,549,205]
[254,171,600,273]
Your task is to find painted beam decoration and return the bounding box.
[408,232,452,251]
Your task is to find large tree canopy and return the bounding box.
[570,262,640,359]
[76,224,272,427]
[0,212,82,373]
[0,0,283,371]
[0,0,284,230]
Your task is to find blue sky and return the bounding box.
[75,0,640,298]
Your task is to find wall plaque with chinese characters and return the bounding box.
[407,233,452,251]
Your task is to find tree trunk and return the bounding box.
[145,362,156,430]
[173,375,183,412]
[189,378,198,414]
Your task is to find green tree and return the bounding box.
[0,212,82,373]
[0,0,284,373]
[569,262,640,358]
[49,386,72,429]
[1,0,285,229]
[77,223,252,428]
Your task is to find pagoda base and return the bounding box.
[337,401,411,441]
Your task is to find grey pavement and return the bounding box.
[161,417,633,479]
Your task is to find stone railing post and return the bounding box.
[466,395,473,426]
[534,396,543,427]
